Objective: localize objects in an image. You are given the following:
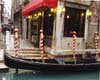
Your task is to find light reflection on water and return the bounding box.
[0,70,99,80]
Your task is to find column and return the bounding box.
[28,19,31,41]
[55,1,65,51]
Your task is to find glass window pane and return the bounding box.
[64,7,86,37]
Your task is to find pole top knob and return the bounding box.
[94,32,98,35]
[72,31,77,35]
[40,29,43,32]
[14,28,18,32]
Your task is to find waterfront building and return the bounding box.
[0,0,3,31]
[3,0,11,24]
[12,0,100,56]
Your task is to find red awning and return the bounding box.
[22,0,57,16]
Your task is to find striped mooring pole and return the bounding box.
[39,29,45,62]
[14,28,19,57]
[72,31,77,63]
[94,32,99,58]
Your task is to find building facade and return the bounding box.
[0,0,3,31]
[11,0,24,36]
[11,0,32,38]
[13,0,100,55]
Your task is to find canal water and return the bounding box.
[0,69,99,80]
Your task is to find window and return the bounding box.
[64,7,86,37]
[43,9,54,36]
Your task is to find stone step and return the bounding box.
[19,50,40,53]
[19,56,49,59]
[0,60,4,63]
[20,48,40,51]
[20,53,47,57]
[6,49,41,55]
[18,53,41,57]
[7,51,40,54]
[7,52,47,58]
[0,63,9,72]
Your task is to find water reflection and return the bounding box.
[0,70,99,80]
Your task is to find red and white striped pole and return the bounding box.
[14,28,19,57]
[39,29,44,62]
[94,32,99,58]
[72,31,77,63]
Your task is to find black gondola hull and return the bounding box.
[4,53,100,72]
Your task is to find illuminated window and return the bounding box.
[64,7,86,37]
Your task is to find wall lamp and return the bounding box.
[27,15,32,20]
[86,9,92,22]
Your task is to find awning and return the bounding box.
[22,0,57,16]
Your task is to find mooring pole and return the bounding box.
[94,32,99,59]
[14,28,19,73]
[16,68,18,74]
[72,31,77,64]
[39,29,45,63]
[14,28,19,57]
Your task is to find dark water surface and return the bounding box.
[0,69,99,80]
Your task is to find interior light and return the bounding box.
[38,12,42,16]
[81,13,84,17]
[51,8,54,12]
[66,15,69,19]
[27,16,32,19]
[48,13,51,17]
[86,9,92,17]
[88,11,92,16]
[62,7,65,12]
[34,14,37,17]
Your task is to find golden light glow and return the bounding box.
[86,9,92,17]
[51,8,54,12]
[88,11,92,16]
[61,7,65,12]
[48,13,51,16]
[27,16,32,19]
[34,14,37,17]
[50,8,57,13]
[38,12,42,16]
[81,13,84,17]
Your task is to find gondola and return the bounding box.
[4,52,100,72]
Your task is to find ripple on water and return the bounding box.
[0,70,99,80]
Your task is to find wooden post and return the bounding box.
[14,28,19,57]
[14,28,19,73]
[39,29,45,63]
[16,68,18,74]
[72,31,77,63]
[94,32,99,58]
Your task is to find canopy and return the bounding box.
[22,0,57,16]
